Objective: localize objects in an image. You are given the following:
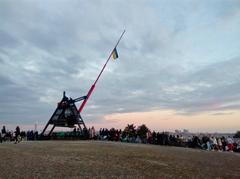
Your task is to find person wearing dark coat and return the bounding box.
[14,126,21,144]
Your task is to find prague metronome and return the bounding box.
[41,30,125,137]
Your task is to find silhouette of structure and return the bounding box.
[41,91,87,136]
[41,30,125,138]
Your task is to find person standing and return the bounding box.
[226,136,234,152]
[217,137,223,151]
[1,126,6,142]
[221,137,227,151]
[14,126,21,144]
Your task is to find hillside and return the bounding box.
[0,141,239,178]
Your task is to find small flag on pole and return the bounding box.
[112,48,119,60]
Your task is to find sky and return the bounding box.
[0,0,240,133]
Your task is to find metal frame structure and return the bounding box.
[41,91,87,136]
[41,30,125,137]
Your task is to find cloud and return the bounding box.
[0,0,240,129]
[0,30,20,49]
[211,112,234,116]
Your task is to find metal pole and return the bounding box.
[79,30,125,113]
[94,30,126,85]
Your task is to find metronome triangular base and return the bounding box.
[41,92,88,137]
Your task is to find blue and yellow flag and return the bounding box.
[112,48,119,60]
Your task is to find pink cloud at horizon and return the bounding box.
[99,109,240,133]
[1,109,239,133]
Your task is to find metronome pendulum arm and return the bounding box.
[79,30,125,113]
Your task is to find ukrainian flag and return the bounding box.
[112,48,119,60]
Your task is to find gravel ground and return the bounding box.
[0,140,239,178]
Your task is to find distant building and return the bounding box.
[183,129,189,133]
[175,129,181,134]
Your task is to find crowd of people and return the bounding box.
[0,126,21,143]
[1,124,240,153]
[0,126,38,143]
[94,127,240,153]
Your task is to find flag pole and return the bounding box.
[79,30,126,113]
